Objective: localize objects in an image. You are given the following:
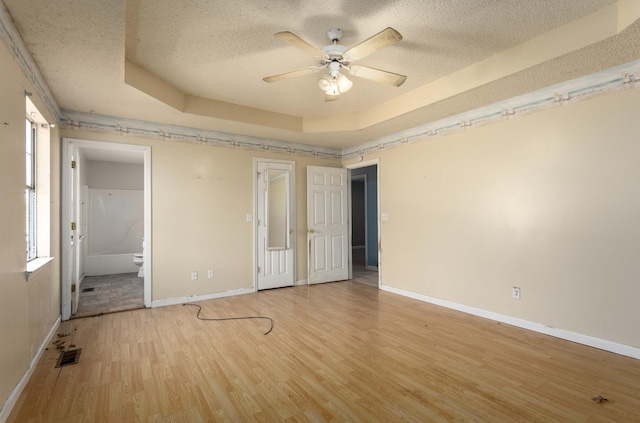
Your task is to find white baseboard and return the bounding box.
[151,288,255,308]
[366,265,378,271]
[380,284,640,360]
[0,316,61,423]
[294,279,308,286]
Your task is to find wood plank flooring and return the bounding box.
[8,281,640,422]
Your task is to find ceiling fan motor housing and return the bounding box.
[327,28,343,43]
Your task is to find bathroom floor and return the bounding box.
[74,273,144,318]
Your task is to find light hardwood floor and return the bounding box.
[9,281,640,422]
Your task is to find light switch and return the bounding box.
[246,214,253,222]
[381,213,389,222]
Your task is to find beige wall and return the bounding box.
[354,87,640,349]
[60,130,339,301]
[0,41,61,409]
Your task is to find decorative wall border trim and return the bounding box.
[61,60,640,161]
[381,284,640,360]
[0,1,61,121]
[341,60,640,160]
[61,110,341,160]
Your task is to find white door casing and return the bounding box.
[256,159,295,290]
[61,138,151,321]
[307,166,349,284]
[70,146,79,315]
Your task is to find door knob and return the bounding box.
[289,228,293,234]
[308,229,315,233]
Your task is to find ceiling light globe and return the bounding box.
[336,75,353,93]
[318,76,332,92]
[326,81,340,96]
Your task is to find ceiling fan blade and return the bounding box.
[274,31,328,59]
[263,67,323,83]
[347,64,407,87]
[324,94,340,102]
[343,27,403,61]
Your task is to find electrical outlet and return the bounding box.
[207,269,214,279]
[512,287,521,299]
[191,271,198,281]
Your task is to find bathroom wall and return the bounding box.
[85,160,144,275]
[86,160,144,190]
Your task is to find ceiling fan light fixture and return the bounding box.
[318,74,332,92]
[325,80,340,96]
[318,73,351,96]
[336,74,353,93]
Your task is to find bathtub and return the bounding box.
[85,252,140,276]
[85,188,144,276]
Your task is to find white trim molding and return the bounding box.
[380,284,640,360]
[0,316,61,423]
[151,288,255,308]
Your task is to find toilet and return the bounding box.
[132,239,145,277]
[133,253,144,277]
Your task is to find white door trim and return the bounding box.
[61,138,151,320]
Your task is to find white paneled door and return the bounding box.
[256,160,295,290]
[307,166,349,284]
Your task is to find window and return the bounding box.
[25,118,37,261]
[24,96,52,274]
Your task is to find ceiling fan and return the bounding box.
[263,27,407,102]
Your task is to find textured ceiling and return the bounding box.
[4,0,638,149]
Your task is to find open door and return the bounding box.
[256,160,295,290]
[307,166,349,284]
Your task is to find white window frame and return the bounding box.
[25,117,37,261]
[24,97,53,278]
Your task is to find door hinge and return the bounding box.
[71,160,76,169]
[257,266,261,273]
[71,222,76,230]
[71,284,76,293]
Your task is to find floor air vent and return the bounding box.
[82,287,95,292]
[56,349,82,368]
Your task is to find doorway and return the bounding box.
[348,162,379,287]
[61,138,151,320]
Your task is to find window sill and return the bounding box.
[26,257,55,281]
